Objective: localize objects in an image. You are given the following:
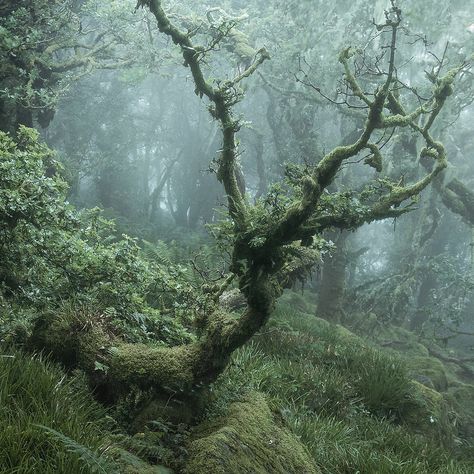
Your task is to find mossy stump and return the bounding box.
[403,381,453,445]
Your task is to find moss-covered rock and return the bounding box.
[184,391,319,474]
[445,383,474,440]
[407,356,449,392]
[274,303,366,348]
[402,381,453,444]
[372,323,430,357]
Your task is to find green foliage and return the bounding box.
[1,3,472,473]
[257,304,414,419]
[0,345,180,473]
[0,128,194,347]
[0,126,70,227]
[0,126,76,305]
[113,420,191,471]
[35,425,118,474]
[0,0,68,128]
[0,0,152,131]
[140,237,219,320]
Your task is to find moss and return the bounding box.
[28,310,111,373]
[229,29,256,61]
[364,143,383,171]
[219,289,246,311]
[28,311,74,363]
[109,343,198,392]
[275,303,364,344]
[184,391,319,474]
[333,322,364,345]
[30,311,202,395]
[402,381,452,444]
[77,325,112,371]
[407,356,449,392]
[367,322,430,357]
[434,67,458,100]
[445,383,474,439]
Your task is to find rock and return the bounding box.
[406,356,448,392]
[184,391,319,474]
[402,381,453,444]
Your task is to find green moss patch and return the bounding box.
[407,356,449,392]
[185,391,318,474]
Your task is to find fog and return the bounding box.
[1,0,474,472]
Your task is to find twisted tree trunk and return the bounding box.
[30,1,457,404]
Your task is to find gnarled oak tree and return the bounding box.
[31,1,461,399]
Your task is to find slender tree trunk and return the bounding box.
[317,232,348,323]
[142,145,151,219]
[470,226,474,274]
[254,131,267,200]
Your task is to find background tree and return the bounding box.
[0,0,155,133]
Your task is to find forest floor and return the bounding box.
[1,290,474,473]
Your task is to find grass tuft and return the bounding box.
[0,346,113,473]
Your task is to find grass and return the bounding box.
[2,296,472,473]
[206,300,474,474]
[0,346,116,473]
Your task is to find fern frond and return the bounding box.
[35,424,118,473]
[141,239,173,266]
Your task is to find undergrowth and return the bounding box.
[206,300,474,474]
[0,345,185,473]
[0,346,117,473]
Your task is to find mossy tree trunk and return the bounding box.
[30,270,278,399]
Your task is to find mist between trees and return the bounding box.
[1,1,474,473]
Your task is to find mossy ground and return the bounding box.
[185,391,318,474]
[204,293,474,473]
[407,356,449,391]
[2,290,474,473]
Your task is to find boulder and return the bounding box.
[185,391,319,474]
